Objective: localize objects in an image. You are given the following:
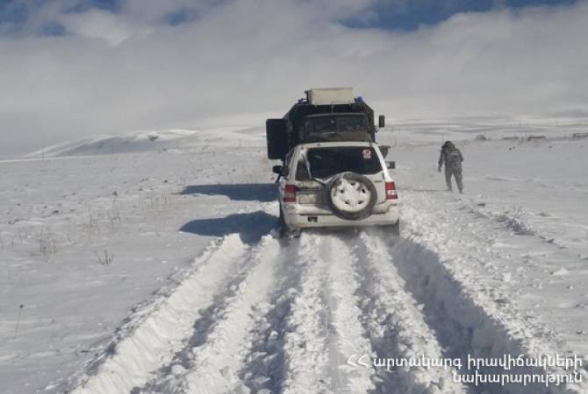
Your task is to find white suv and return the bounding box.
[274,141,400,235]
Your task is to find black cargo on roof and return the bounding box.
[286,102,375,131]
[266,88,382,161]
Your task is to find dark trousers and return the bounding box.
[445,167,463,192]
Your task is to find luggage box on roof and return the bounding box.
[266,87,385,161]
[306,88,354,105]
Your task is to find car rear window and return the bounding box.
[306,116,367,134]
[300,147,382,179]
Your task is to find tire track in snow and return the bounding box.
[238,237,306,393]
[320,235,376,393]
[241,233,378,394]
[278,234,333,394]
[376,213,588,394]
[70,234,250,394]
[351,231,469,394]
[258,232,374,394]
[139,234,283,394]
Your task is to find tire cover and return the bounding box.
[325,172,377,220]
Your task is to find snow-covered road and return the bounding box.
[1,123,587,394]
[69,228,469,394]
[68,211,587,394]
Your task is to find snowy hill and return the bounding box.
[24,116,588,158]
[26,127,265,157]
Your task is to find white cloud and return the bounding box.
[59,9,152,45]
[0,0,587,154]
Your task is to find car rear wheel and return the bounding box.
[279,205,285,227]
[384,220,400,236]
[278,206,300,238]
[278,205,288,236]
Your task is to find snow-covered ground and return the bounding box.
[1,118,587,394]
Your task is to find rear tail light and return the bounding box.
[284,184,297,203]
[385,181,398,200]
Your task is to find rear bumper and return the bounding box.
[283,202,399,229]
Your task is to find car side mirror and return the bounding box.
[272,165,284,175]
[378,115,386,128]
[380,145,390,158]
[386,161,396,170]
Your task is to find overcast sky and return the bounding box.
[1,0,587,154]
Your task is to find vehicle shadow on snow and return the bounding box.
[179,183,278,202]
[180,211,277,244]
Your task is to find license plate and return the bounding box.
[298,193,321,204]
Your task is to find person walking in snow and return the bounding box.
[438,141,464,193]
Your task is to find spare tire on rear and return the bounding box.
[325,172,377,220]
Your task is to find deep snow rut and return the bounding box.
[140,235,282,393]
[277,235,333,394]
[351,232,468,394]
[374,212,588,394]
[70,224,586,394]
[321,236,376,393]
[71,234,250,394]
[276,234,377,394]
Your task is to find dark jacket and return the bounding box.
[438,143,463,170]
